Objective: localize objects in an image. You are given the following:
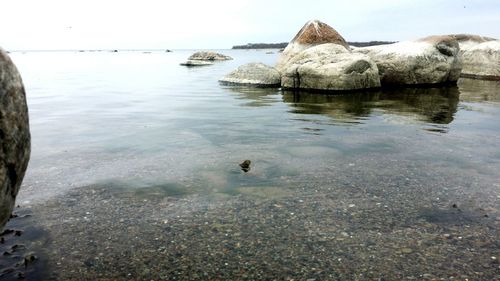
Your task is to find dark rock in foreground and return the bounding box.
[0,49,30,229]
[219,63,281,87]
[188,51,232,61]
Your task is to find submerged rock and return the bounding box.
[281,44,380,91]
[460,40,500,80]
[180,60,214,67]
[276,20,349,71]
[354,35,462,85]
[188,51,233,61]
[0,49,30,229]
[219,63,281,87]
[239,160,251,172]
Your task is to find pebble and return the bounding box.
[401,248,413,254]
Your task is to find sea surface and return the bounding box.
[1,50,499,280]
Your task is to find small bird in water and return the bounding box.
[239,160,251,172]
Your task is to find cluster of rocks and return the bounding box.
[180,51,233,67]
[0,49,31,229]
[220,20,499,90]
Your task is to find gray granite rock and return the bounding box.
[219,63,281,87]
[451,34,496,53]
[0,49,30,229]
[280,44,380,91]
[460,40,500,80]
[188,51,233,61]
[354,35,462,85]
[276,20,349,72]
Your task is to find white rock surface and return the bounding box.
[355,36,462,85]
[188,51,232,61]
[281,44,381,91]
[461,40,500,80]
[276,20,349,72]
[451,34,496,53]
[219,63,281,87]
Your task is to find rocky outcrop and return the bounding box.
[188,51,232,61]
[451,34,496,53]
[0,49,30,229]
[280,44,380,91]
[275,20,380,91]
[180,60,213,67]
[276,20,349,71]
[219,63,281,87]
[354,35,462,85]
[460,40,500,80]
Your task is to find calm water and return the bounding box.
[3,50,500,280]
[10,50,500,202]
[11,50,500,202]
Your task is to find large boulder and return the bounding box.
[280,43,381,91]
[219,63,281,87]
[354,35,462,85]
[460,40,500,80]
[188,51,232,61]
[450,34,496,53]
[276,20,349,71]
[0,49,30,229]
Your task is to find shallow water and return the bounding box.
[2,50,500,280]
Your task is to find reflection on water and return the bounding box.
[222,86,282,107]
[458,78,500,103]
[282,86,460,127]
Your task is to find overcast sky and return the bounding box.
[1,0,498,50]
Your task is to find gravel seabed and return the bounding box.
[3,157,499,280]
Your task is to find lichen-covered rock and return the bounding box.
[179,60,213,66]
[276,20,349,71]
[281,44,380,91]
[0,49,30,229]
[460,40,500,80]
[219,63,281,87]
[187,51,232,61]
[355,35,462,85]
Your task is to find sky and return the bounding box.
[0,0,499,50]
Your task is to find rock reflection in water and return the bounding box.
[223,86,281,107]
[458,78,500,103]
[282,86,460,126]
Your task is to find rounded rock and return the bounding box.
[0,48,30,229]
[219,63,281,87]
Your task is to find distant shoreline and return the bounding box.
[232,41,397,49]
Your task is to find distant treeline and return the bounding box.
[348,41,397,47]
[232,41,396,49]
[232,43,289,49]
